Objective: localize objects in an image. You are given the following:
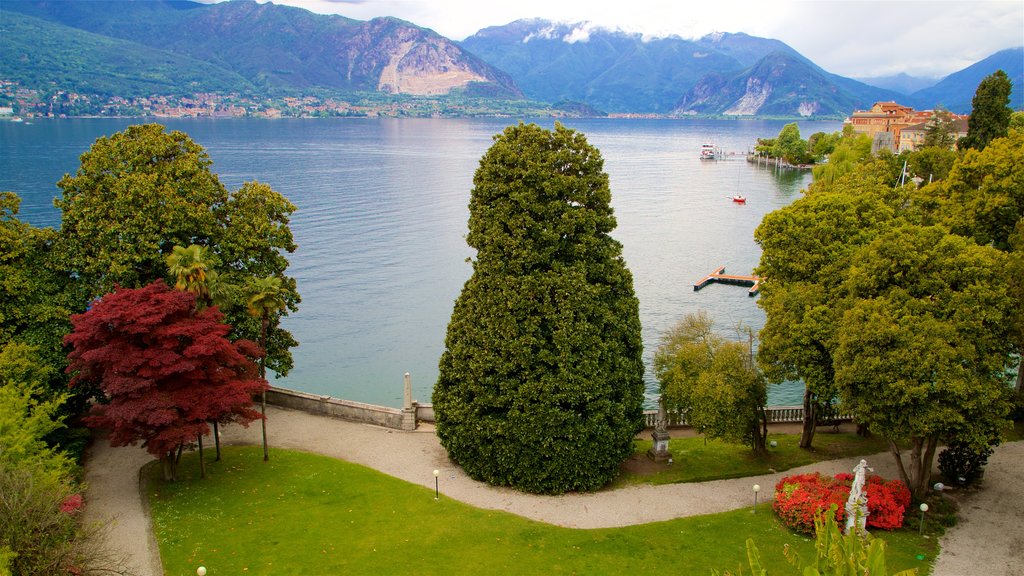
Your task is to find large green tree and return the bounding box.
[919,129,1024,395]
[928,129,1024,252]
[655,312,767,454]
[922,106,958,149]
[835,225,1014,498]
[433,123,645,495]
[959,69,1013,152]
[772,123,811,165]
[0,192,76,407]
[810,127,872,185]
[54,124,300,376]
[755,163,904,448]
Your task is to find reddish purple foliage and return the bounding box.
[65,281,267,458]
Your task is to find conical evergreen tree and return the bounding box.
[433,123,645,495]
[960,69,1013,151]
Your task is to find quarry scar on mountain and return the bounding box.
[376,38,491,95]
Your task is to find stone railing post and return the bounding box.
[401,372,416,431]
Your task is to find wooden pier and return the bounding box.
[693,266,761,296]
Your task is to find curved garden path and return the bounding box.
[82,405,1024,575]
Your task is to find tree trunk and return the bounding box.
[198,434,205,479]
[799,388,816,448]
[213,421,221,461]
[260,316,270,462]
[161,452,175,482]
[887,436,938,499]
[751,406,769,456]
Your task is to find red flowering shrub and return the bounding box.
[864,477,911,529]
[773,472,910,533]
[773,473,848,533]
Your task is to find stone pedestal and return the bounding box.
[401,407,416,431]
[401,372,416,431]
[648,428,672,462]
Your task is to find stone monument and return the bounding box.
[401,372,416,431]
[844,459,872,535]
[647,400,672,462]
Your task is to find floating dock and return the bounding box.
[693,266,760,296]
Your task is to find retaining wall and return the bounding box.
[266,387,848,432]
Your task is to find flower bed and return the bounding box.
[773,472,910,533]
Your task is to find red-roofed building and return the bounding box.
[845,102,968,152]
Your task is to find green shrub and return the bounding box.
[938,441,996,486]
[433,123,645,494]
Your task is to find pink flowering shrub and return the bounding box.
[60,493,84,515]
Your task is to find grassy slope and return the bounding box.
[619,430,892,486]
[148,446,937,575]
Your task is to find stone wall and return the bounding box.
[267,387,406,429]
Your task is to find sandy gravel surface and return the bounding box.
[81,432,164,576]
[930,440,1024,576]
[82,405,1023,575]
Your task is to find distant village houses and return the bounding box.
[845,101,968,153]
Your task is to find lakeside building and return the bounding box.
[845,101,968,153]
[897,116,969,153]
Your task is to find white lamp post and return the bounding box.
[753,484,761,513]
[919,502,929,535]
[433,469,440,500]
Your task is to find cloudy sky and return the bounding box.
[207,0,1023,79]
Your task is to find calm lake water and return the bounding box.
[0,117,841,407]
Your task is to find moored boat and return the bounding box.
[700,143,718,160]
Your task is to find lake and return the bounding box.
[0,117,842,408]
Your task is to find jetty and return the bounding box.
[693,266,761,296]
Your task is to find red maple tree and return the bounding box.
[65,281,267,480]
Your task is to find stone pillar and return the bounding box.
[647,399,672,462]
[401,372,416,431]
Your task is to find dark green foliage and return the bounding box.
[772,123,812,165]
[905,146,958,183]
[433,123,644,494]
[938,441,996,486]
[0,193,78,410]
[2,0,519,102]
[0,9,257,98]
[959,70,1014,151]
[922,108,958,149]
[55,123,300,376]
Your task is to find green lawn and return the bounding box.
[619,430,892,486]
[148,446,938,576]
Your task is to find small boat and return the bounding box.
[731,195,746,204]
[700,143,718,160]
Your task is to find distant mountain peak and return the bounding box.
[674,51,899,118]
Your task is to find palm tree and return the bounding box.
[166,244,215,307]
[167,243,224,461]
[246,276,287,461]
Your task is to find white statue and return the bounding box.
[845,459,872,535]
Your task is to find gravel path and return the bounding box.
[82,405,1024,575]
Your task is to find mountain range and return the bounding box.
[1,0,1020,118]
